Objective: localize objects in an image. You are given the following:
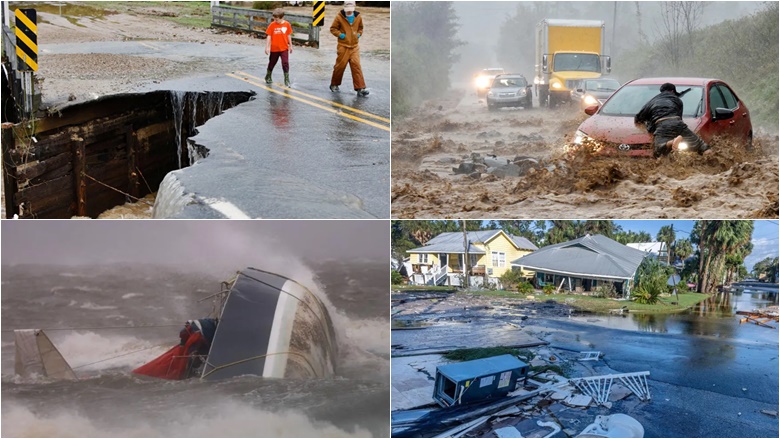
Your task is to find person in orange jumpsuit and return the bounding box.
[329,1,368,96]
[265,8,293,87]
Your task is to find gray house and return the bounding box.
[511,234,649,297]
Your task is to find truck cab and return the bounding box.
[535,19,611,107]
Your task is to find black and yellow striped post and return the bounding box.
[312,1,325,27]
[15,8,37,71]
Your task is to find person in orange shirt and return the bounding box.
[265,8,293,87]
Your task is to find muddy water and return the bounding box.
[391,88,779,219]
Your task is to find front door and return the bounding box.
[439,253,448,270]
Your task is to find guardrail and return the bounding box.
[211,5,320,48]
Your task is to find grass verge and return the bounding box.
[461,290,710,314]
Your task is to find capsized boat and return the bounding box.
[133,268,338,380]
[14,329,77,380]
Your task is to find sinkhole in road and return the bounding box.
[1,90,254,218]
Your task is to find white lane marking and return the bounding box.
[204,199,251,219]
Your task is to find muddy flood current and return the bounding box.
[391,88,779,219]
[2,262,390,437]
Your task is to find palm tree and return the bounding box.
[695,221,754,293]
[673,238,694,264]
[657,225,676,264]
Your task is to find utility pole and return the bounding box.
[669,224,673,265]
[611,1,617,59]
[462,220,470,289]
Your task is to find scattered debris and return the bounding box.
[579,414,645,438]
[563,394,592,407]
[578,351,601,361]
[494,426,523,438]
[536,420,561,438]
[760,409,778,418]
[570,371,651,406]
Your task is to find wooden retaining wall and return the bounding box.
[1,90,253,218]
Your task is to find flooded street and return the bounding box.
[391,289,779,437]
[391,87,779,219]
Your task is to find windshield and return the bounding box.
[600,84,704,117]
[553,53,600,72]
[585,79,620,92]
[492,77,527,88]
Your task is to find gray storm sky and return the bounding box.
[1,220,389,269]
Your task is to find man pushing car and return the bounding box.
[634,83,711,158]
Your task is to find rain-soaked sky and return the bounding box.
[1,221,389,271]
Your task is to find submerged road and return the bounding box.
[42,41,390,218]
[534,317,779,438]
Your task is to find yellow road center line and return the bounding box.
[14,28,37,53]
[15,9,37,33]
[226,73,390,132]
[235,70,390,124]
[16,46,38,70]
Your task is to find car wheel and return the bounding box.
[525,97,533,109]
[746,133,753,150]
[487,103,497,112]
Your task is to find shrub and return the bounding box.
[632,285,660,305]
[391,270,404,285]
[592,283,617,298]
[674,281,690,294]
[252,2,280,11]
[542,284,555,295]
[499,269,526,291]
[444,346,520,362]
[518,281,535,294]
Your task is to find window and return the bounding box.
[717,84,738,110]
[470,254,479,267]
[708,85,727,116]
[491,251,506,268]
[419,254,428,264]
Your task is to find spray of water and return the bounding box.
[1,400,373,437]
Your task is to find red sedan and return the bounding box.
[572,77,753,157]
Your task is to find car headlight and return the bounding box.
[551,82,562,89]
[487,91,493,97]
[518,89,526,97]
[574,130,588,145]
[678,141,689,151]
[583,95,598,106]
[476,76,490,89]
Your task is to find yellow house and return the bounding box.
[407,230,538,286]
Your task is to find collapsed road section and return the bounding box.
[2,90,252,218]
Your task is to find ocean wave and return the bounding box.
[122,293,143,299]
[79,302,118,310]
[1,400,373,437]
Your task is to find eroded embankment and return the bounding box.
[2,90,253,218]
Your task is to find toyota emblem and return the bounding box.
[618,144,631,151]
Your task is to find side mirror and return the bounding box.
[576,88,584,93]
[713,107,734,120]
[584,105,599,116]
[542,54,549,74]
[603,56,612,74]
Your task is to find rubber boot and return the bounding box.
[265,70,272,84]
[284,73,290,87]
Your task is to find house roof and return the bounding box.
[511,234,648,280]
[437,354,527,382]
[626,242,667,253]
[407,230,538,255]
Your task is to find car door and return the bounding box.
[704,83,740,142]
[716,83,751,142]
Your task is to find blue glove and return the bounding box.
[357,34,361,38]
[339,33,345,39]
